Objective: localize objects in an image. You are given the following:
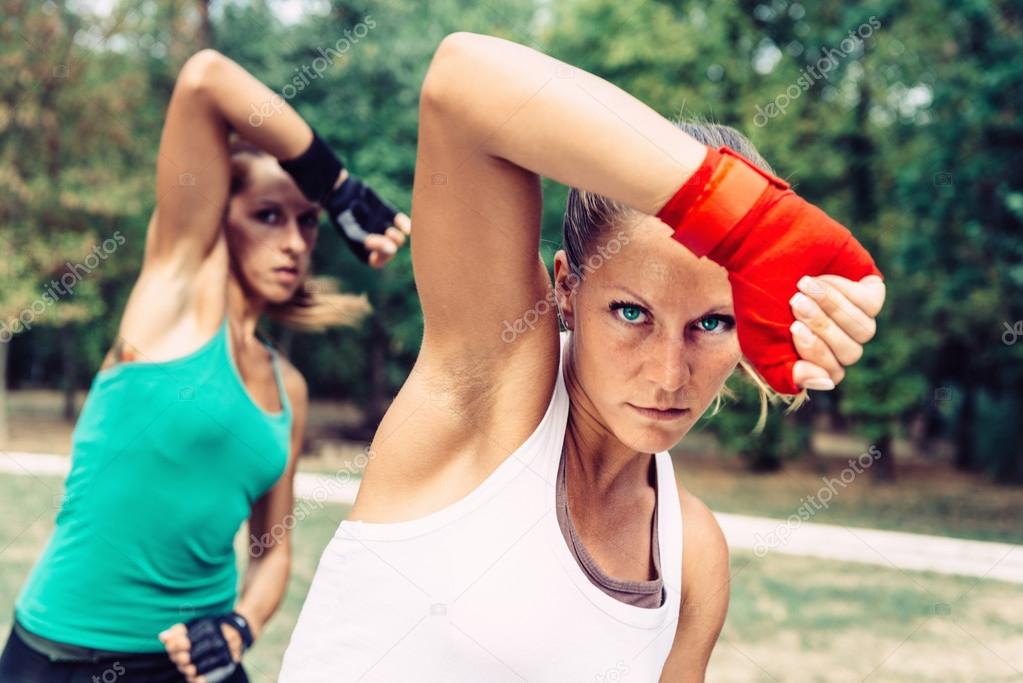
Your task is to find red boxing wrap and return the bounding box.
[657,146,884,395]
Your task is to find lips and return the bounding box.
[274,266,299,283]
[628,403,690,421]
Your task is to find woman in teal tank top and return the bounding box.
[0,49,410,683]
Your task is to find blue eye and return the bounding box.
[696,315,735,334]
[610,300,648,324]
[620,306,642,321]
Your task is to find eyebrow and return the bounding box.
[608,285,733,315]
[609,285,654,309]
[255,197,318,213]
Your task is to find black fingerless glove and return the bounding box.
[278,129,398,263]
[184,611,254,683]
[321,175,399,263]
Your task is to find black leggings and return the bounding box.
[0,626,250,683]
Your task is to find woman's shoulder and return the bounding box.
[676,480,730,581]
[274,353,309,422]
[659,478,732,680]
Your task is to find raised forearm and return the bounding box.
[186,49,314,162]
[420,32,708,215]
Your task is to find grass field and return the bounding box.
[1,473,1020,682]
[675,454,1023,545]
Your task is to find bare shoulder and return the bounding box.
[657,479,730,682]
[677,481,729,572]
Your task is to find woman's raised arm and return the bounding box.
[147,49,319,273]
[414,32,881,396]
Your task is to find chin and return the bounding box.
[615,422,690,454]
[260,284,299,305]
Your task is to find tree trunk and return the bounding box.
[0,340,8,447]
[954,383,977,471]
[196,0,211,48]
[871,431,896,483]
[828,385,849,431]
[60,325,77,422]
[746,413,783,473]
[364,316,387,433]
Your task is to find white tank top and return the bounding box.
[278,331,684,682]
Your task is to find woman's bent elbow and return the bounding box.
[175,48,224,100]
[420,32,486,114]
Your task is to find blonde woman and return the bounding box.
[0,49,409,683]
[278,32,884,682]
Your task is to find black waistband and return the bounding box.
[13,618,161,663]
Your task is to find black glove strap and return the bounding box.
[277,129,344,204]
[323,176,399,263]
[220,611,254,651]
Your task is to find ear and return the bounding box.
[553,250,577,331]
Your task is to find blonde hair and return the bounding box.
[562,121,809,433]
[228,139,370,331]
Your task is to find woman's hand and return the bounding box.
[158,621,243,683]
[364,212,412,269]
[789,274,886,390]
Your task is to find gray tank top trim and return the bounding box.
[555,451,665,609]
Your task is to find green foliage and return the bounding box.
[3,0,1021,481]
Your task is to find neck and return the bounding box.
[562,337,652,498]
[225,273,266,342]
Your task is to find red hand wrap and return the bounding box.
[656,146,883,395]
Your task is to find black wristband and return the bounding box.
[278,129,344,204]
[221,611,255,650]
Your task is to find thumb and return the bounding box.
[792,360,835,391]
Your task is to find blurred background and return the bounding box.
[1,0,1021,681]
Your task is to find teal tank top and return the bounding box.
[14,316,292,652]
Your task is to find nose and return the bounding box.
[282,217,309,255]
[645,332,691,394]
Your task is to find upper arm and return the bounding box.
[103,51,232,360]
[248,361,308,558]
[659,484,731,682]
[413,33,557,366]
[146,49,231,273]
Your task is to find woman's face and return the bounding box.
[554,215,742,454]
[225,155,319,304]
